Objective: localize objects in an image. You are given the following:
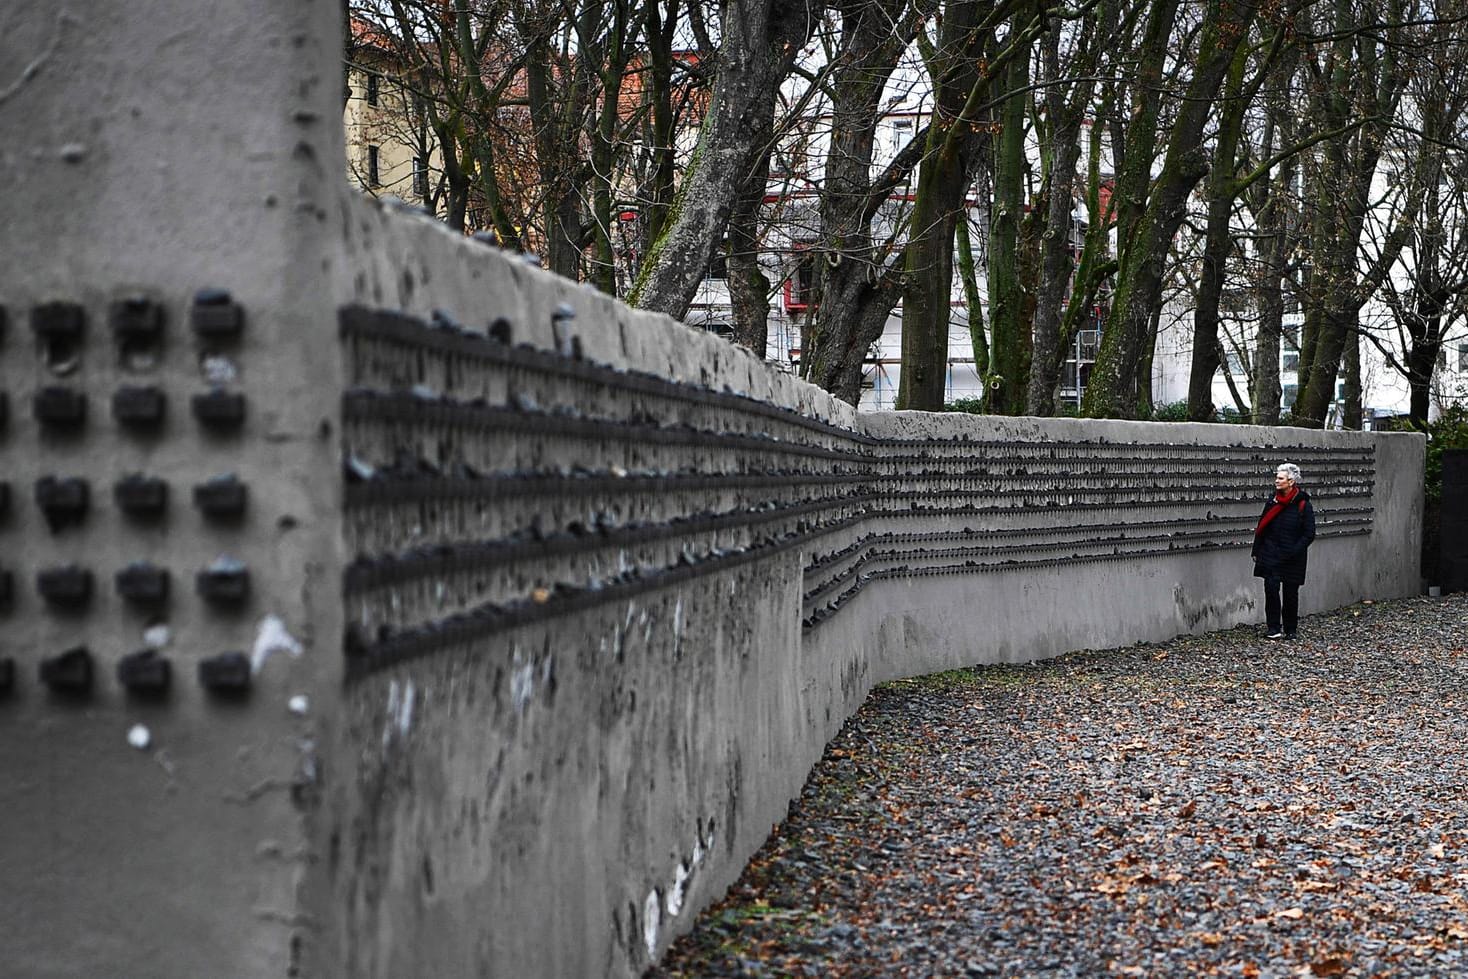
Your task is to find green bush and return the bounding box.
[1147,400,1246,423]
[1218,405,1246,425]
[1413,402,1468,584]
[943,397,986,415]
[1420,402,1468,505]
[1150,400,1190,422]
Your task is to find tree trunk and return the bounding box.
[899,0,1033,411]
[1343,315,1361,428]
[985,17,1033,416]
[628,0,823,318]
[589,4,635,296]
[899,124,968,410]
[1251,210,1287,424]
[1187,41,1249,422]
[801,0,929,403]
[1083,0,1256,418]
[1025,23,1093,416]
[1294,305,1349,425]
[956,216,990,403]
[1406,336,1439,426]
[1292,0,1418,426]
[523,27,588,280]
[729,139,774,354]
[642,0,679,250]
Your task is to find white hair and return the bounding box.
[1276,462,1301,482]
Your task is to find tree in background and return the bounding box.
[1082,0,1259,418]
[798,0,936,404]
[1358,5,1468,426]
[346,0,1468,424]
[627,0,826,318]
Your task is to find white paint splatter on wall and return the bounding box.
[127,724,151,750]
[384,680,400,750]
[380,680,417,749]
[398,680,415,736]
[510,646,535,712]
[665,862,690,917]
[251,614,304,674]
[643,888,661,959]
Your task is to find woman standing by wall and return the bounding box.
[1252,462,1317,639]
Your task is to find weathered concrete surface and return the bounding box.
[0,4,1424,979]
[0,2,345,975]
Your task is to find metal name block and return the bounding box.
[37,565,93,607]
[198,651,251,694]
[193,474,248,519]
[191,389,246,430]
[0,657,13,695]
[0,390,8,428]
[0,480,9,516]
[30,302,85,341]
[35,476,90,530]
[39,646,92,694]
[0,568,12,611]
[191,289,244,339]
[114,474,168,517]
[197,560,250,604]
[112,385,167,428]
[115,562,170,605]
[117,649,171,696]
[109,297,164,342]
[33,386,88,429]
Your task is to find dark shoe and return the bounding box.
[1284,632,1297,640]
[1266,631,1286,640]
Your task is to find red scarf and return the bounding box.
[1254,485,1299,536]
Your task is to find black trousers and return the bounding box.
[1263,575,1299,634]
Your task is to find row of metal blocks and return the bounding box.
[0,559,249,610]
[0,647,251,700]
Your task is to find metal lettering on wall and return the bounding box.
[0,292,258,700]
[338,306,1376,679]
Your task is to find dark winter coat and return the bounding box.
[1252,489,1316,586]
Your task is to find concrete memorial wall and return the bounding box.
[0,3,1423,977]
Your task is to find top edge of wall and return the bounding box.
[334,192,861,429]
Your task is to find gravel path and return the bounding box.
[650,594,1468,978]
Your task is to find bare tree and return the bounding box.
[1083,0,1260,419]
[628,0,827,317]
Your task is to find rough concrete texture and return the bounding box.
[0,2,345,976]
[0,4,1424,979]
[324,288,1419,977]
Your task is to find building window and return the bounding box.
[1459,343,1468,371]
[1282,384,1298,408]
[366,72,379,107]
[1282,351,1299,373]
[785,243,817,310]
[891,118,914,150]
[367,145,380,187]
[413,156,428,198]
[1076,327,1099,361]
